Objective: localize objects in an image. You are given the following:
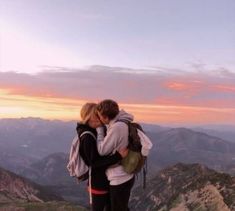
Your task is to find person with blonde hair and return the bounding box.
[76,102,126,211]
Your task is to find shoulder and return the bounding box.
[79,132,96,151]
[81,130,96,138]
[77,123,96,137]
[108,121,128,136]
[79,129,97,143]
[111,121,128,129]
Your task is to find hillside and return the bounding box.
[131,163,235,211]
[0,167,63,203]
[0,202,87,211]
[0,167,87,210]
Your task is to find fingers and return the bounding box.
[118,148,129,158]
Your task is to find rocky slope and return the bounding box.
[130,163,235,211]
[0,167,63,203]
[0,167,88,210]
[0,202,87,211]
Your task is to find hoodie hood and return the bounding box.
[110,109,134,125]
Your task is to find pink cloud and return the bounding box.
[213,85,235,93]
[0,66,235,108]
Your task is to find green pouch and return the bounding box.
[121,150,141,174]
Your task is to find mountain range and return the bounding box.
[1,117,235,207]
[192,127,235,143]
[147,127,235,176]
[0,118,75,159]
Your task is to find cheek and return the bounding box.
[94,120,100,125]
[90,121,97,128]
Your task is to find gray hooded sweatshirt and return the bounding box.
[97,110,134,185]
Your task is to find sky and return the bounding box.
[0,0,235,125]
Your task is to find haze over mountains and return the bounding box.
[0,118,235,210]
[192,126,235,143]
[0,118,75,158]
[148,127,235,176]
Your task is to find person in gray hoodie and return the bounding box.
[96,99,135,211]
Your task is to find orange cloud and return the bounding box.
[165,80,204,92]
[154,96,235,108]
[166,82,190,91]
[0,88,86,120]
[1,88,235,124]
[0,84,59,98]
[120,103,235,124]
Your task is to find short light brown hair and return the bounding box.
[80,103,97,124]
[96,99,119,120]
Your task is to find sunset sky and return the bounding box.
[0,0,235,125]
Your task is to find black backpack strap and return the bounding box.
[115,119,129,125]
[143,157,148,189]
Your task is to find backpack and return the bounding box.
[67,131,96,182]
[119,121,153,187]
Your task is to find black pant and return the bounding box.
[92,193,111,211]
[109,177,135,211]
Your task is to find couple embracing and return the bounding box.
[76,99,135,211]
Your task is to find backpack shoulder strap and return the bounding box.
[80,131,96,140]
[115,119,129,125]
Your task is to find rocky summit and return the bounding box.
[130,163,235,211]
